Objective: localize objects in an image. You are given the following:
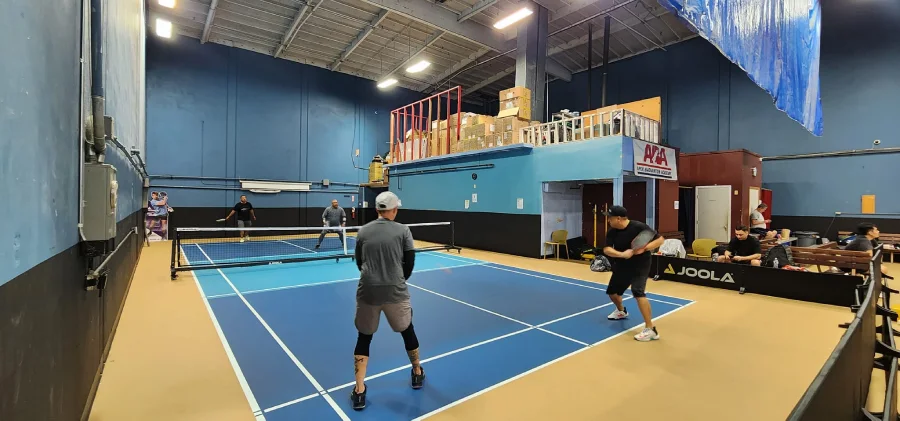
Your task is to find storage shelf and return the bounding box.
[386,143,533,168]
[361,182,388,189]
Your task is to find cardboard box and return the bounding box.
[496,116,531,133]
[500,86,532,101]
[484,134,499,149]
[463,122,496,139]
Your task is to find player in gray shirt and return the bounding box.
[314,199,346,250]
[349,191,424,410]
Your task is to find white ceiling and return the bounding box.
[149,0,696,104]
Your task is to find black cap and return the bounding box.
[603,205,628,217]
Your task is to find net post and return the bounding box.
[450,221,456,249]
[342,226,348,256]
[170,230,177,279]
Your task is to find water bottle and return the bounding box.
[773,258,779,268]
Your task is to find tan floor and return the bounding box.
[90,242,882,421]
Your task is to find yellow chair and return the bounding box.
[544,230,569,260]
[687,238,717,260]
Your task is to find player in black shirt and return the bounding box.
[602,206,665,342]
[223,195,256,242]
[844,223,891,278]
[717,226,762,266]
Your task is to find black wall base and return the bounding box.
[168,207,363,231]
[0,211,144,421]
[772,215,900,242]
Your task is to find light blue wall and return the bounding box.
[547,0,900,217]
[146,35,488,209]
[389,137,625,214]
[0,0,145,285]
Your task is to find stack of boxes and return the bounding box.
[495,86,534,146]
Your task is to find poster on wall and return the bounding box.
[145,190,173,242]
[633,139,678,181]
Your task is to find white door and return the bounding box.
[695,185,732,243]
[748,187,760,217]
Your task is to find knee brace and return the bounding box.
[354,333,373,356]
[400,323,419,351]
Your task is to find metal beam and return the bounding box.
[331,10,390,71]
[201,0,220,43]
[466,67,514,94]
[458,0,496,22]
[420,47,491,92]
[608,13,665,51]
[546,59,571,82]
[357,0,507,51]
[275,0,324,58]
[381,30,443,78]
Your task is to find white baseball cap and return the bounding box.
[375,191,402,210]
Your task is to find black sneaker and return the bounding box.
[314,244,320,250]
[350,385,366,410]
[411,367,425,389]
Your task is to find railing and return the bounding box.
[521,109,660,147]
[390,86,463,164]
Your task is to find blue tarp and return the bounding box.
[659,0,823,136]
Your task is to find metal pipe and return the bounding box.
[90,0,106,158]
[588,22,593,109]
[602,15,610,107]
[389,163,494,178]
[150,184,361,194]
[149,174,359,186]
[761,147,900,161]
[548,0,637,38]
[78,0,88,241]
[86,227,137,280]
[608,14,666,52]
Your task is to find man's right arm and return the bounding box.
[402,228,415,279]
[322,208,328,225]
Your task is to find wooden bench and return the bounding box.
[760,243,870,274]
[838,231,899,263]
[660,231,685,242]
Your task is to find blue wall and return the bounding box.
[548,0,900,217]
[389,138,625,214]
[146,35,488,210]
[0,0,145,285]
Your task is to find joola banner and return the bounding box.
[650,255,743,291]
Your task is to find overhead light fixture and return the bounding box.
[493,7,533,29]
[377,78,398,89]
[156,18,173,38]
[405,60,431,73]
[158,0,176,8]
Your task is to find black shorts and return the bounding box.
[607,266,650,297]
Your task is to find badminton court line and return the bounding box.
[205,262,487,299]
[183,250,267,421]
[429,252,689,307]
[412,301,698,420]
[407,283,590,346]
[264,299,627,414]
[194,244,351,421]
[277,239,316,253]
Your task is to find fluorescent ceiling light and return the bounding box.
[377,78,398,89]
[405,60,431,73]
[493,7,533,29]
[156,18,172,38]
[159,0,176,8]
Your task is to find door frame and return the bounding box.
[695,185,732,243]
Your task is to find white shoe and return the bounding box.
[240,238,245,243]
[634,327,659,342]
[607,308,628,320]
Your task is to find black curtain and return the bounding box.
[678,187,696,246]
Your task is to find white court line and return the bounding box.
[194,245,351,421]
[205,263,487,299]
[429,252,691,306]
[277,239,316,253]
[408,283,589,346]
[412,300,697,420]
[263,392,320,413]
[183,249,266,420]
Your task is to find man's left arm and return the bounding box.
[402,228,416,279]
[249,204,256,220]
[341,207,347,226]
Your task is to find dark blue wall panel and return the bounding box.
[548,0,900,217]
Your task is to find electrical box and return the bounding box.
[83,163,118,242]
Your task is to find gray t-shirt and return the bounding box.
[750,210,766,228]
[322,206,346,227]
[845,237,875,252]
[355,218,415,305]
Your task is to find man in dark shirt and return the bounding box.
[223,195,256,242]
[717,226,762,266]
[350,191,424,410]
[844,223,890,277]
[602,206,665,342]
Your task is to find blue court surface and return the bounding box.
[185,246,694,420]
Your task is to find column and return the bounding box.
[645,179,656,229]
[612,176,624,206]
[515,4,548,122]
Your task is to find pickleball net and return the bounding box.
[170,221,459,277]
